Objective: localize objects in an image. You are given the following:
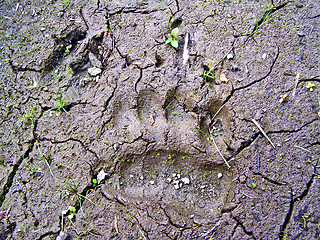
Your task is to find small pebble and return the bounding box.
[40,27,46,31]
[88,67,102,77]
[166,177,172,183]
[262,53,267,60]
[297,165,302,169]
[113,143,119,151]
[239,175,246,183]
[227,53,234,60]
[190,215,195,219]
[174,184,180,190]
[150,180,155,185]
[218,173,223,179]
[140,176,144,180]
[181,177,190,185]
[172,180,179,185]
[97,170,106,184]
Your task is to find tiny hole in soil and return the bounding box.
[155,54,164,68]
[171,18,182,29]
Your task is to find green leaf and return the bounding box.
[166,38,172,44]
[171,40,178,48]
[69,206,76,213]
[171,28,179,37]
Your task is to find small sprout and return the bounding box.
[279,94,287,103]
[92,179,97,187]
[68,206,76,220]
[52,93,68,116]
[65,44,72,53]
[252,178,257,188]
[166,28,179,48]
[306,159,311,164]
[306,82,315,92]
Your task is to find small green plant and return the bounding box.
[252,4,278,36]
[37,143,55,182]
[65,44,72,53]
[52,93,68,116]
[302,206,312,228]
[92,179,97,187]
[51,71,62,83]
[306,82,315,92]
[166,28,179,48]
[63,0,71,5]
[203,63,215,82]
[252,178,257,188]
[68,206,76,220]
[18,105,37,128]
[44,180,94,220]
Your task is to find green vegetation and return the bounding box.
[18,105,37,128]
[65,44,72,53]
[37,143,55,182]
[252,3,279,35]
[202,63,215,82]
[52,93,68,116]
[306,82,315,92]
[166,28,179,48]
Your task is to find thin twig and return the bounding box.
[114,215,119,234]
[211,137,231,168]
[251,119,275,148]
[212,102,226,120]
[294,145,311,153]
[195,128,231,168]
[292,71,300,98]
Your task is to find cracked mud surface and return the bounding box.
[0,0,319,239]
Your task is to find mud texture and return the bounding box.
[0,0,319,239]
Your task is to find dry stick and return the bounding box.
[212,102,226,120]
[211,136,231,168]
[211,103,230,168]
[251,119,275,148]
[114,215,119,234]
[294,145,311,153]
[292,71,300,98]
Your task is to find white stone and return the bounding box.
[150,180,155,185]
[97,170,106,184]
[166,177,172,183]
[262,53,267,60]
[181,177,190,185]
[88,67,102,77]
[218,173,223,179]
[140,176,144,180]
[172,180,179,185]
[174,184,180,190]
[227,53,234,60]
